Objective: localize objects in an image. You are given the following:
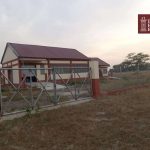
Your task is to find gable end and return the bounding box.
[1,43,18,64]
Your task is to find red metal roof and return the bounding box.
[8,43,89,60]
[89,57,110,66]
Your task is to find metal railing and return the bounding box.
[0,67,92,116]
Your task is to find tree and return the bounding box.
[113,52,150,72]
[121,59,132,71]
[113,64,122,72]
[126,53,136,62]
[132,53,150,70]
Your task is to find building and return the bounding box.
[1,43,89,84]
[1,43,110,85]
[89,57,110,77]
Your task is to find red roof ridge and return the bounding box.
[8,42,76,51]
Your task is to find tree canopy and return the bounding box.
[113,52,150,72]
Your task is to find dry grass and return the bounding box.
[101,71,150,91]
[0,87,150,150]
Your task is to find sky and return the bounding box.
[0,0,150,66]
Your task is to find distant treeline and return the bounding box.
[113,52,150,72]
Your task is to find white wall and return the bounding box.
[89,60,99,79]
[50,60,70,64]
[51,73,71,80]
[72,61,88,64]
[12,66,19,84]
[4,70,8,84]
[2,67,19,84]
[2,46,17,63]
[36,64,48,81]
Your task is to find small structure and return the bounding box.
[89,57,110,77]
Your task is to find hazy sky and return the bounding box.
[0,0,150,66]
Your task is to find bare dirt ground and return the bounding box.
[0,87,150,150]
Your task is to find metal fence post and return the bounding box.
[89,68,92,97]
[0,71,3,116]
[74,70,77,100]
[53,68,57,104]
[29,69,34,109]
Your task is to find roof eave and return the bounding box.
[19,56,89,61]
[99,64,110,67]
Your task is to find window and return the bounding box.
[51,64,71,74]
[73,64,89,73]
[51,64,89,74]
[102,68,107,74]
[40,64,45,74]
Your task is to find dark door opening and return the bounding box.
[8,69,13,83]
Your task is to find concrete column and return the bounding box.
[89,60,100,98]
